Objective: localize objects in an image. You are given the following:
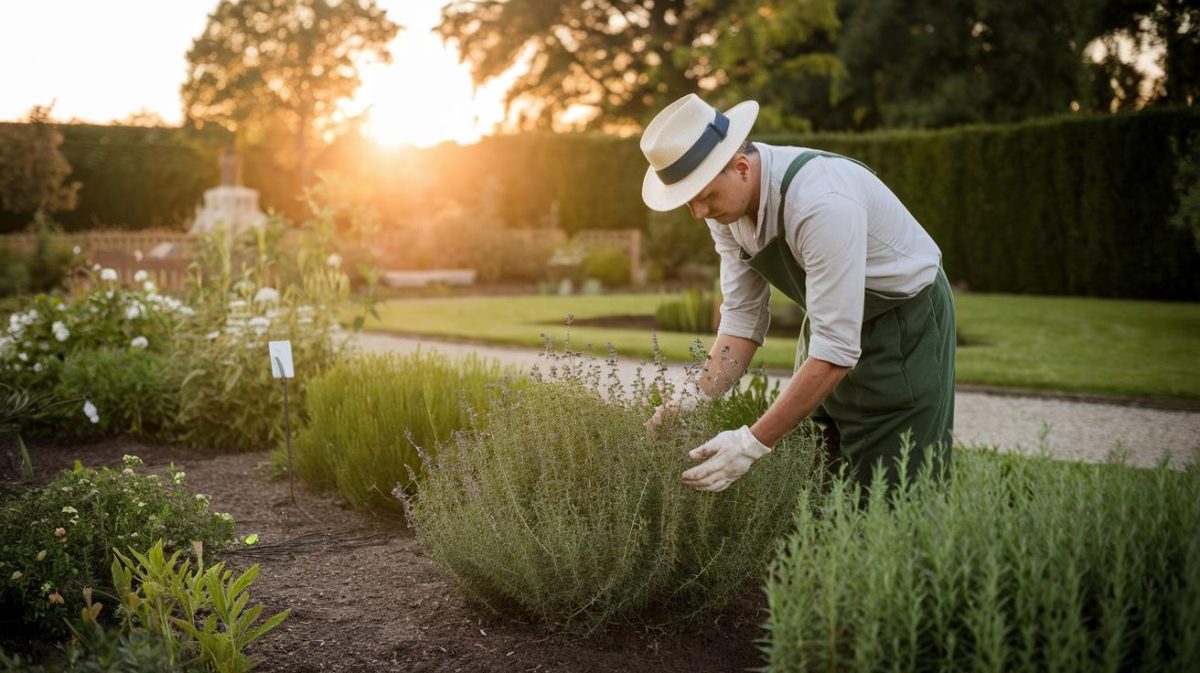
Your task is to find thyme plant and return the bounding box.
[404,342,824,629]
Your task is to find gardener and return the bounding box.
[640,93,956,493]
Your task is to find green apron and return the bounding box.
[739,151,956,490]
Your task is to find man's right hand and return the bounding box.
[644,397,700,437]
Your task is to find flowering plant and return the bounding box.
[0,456,235,639]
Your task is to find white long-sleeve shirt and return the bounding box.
[709,143,942,367]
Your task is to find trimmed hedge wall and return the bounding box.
[403,110,1200,299]
[762,109,1200,300]
[0,123,225,233]
[5,110,1196,298]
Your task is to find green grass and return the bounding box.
[358,292,1200,399]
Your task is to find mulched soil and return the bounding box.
[1,438,767,673]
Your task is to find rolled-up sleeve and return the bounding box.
[708,221,771,345]
[789,193,867,367]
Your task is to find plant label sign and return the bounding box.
[269,340,295,379]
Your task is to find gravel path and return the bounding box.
[349,333,1199,469]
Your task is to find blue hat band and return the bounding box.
[655,109,730,186]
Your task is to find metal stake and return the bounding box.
[275,356,295,503]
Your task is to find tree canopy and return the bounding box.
[182,0,399,184]
[0,106,79,217]
[438,0,1195,132]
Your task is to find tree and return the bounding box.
[0,105,79,217]
[182,0,400,186]
[437,0,741,130]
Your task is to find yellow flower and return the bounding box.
[36,550,46,561]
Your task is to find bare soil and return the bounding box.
[1,438,767,673]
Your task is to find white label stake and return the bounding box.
[269,340,296,503]
[269,340,294,378]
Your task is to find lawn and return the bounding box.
[358,292,1200,400]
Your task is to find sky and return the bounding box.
[0,0,515,146]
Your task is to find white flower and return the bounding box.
[125,303,144,320]
[100,268,118,282]
[133,250,144,262]
[17,352,28,362]
[52,321,69,342]
[91,263,101,272]
[326,253,343,269]
[204,331,220,340]
[178,306,195,317]
[72,245,81,255]
[83,400,99,424]
[143,280,157,293]
[248,316,270,335]
[298,317,313,325]
[253,287,279,304]
[297,305,314,315]
[133,270,148,283]
[105,290,114,299]
[228,299,248,312]
[32,362,42,373]
[130,336,149,349]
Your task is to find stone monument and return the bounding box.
[188,145,267,237]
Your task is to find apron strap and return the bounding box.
[777,151,875,239]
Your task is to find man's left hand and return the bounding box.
[681,426,771,492]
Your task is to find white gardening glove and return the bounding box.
[681,425,771,492]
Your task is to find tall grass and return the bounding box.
[405,354,825,630]
[764,448,1200,672]
[288,351,517,511]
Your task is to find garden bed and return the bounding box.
[1,438,765,672]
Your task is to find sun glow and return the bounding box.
[352,4,519,148]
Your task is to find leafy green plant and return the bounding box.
[763,448,1200,672]
[405,350,823,630]
[655,288,714,333]
[288,351,518,511]
[0,457,235,639]
[169,272,344,452]
[111,541,288,673]
[35,349,177,442]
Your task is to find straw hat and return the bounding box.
[640,94,759,212]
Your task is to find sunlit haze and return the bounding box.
[0,0,514,147]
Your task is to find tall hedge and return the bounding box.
[5,111,1196,298]
[0,123,226,233]
[762,109,1200,300]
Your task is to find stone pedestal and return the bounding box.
[189,185,267,237]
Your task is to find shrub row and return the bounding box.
[764,449,1200,672]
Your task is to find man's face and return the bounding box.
[685,158,753,225]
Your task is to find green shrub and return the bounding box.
[406,364,822,629]
[0,457,236,640]
[170,275,344,453]
[583,246,631,287]
[36,349,177,442]
[763,449,1200,672]
[289,352,516,511]
[655,288,714,333]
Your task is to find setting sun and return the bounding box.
[351,3,518,148]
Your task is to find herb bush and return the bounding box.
[0,457,236,640]
[583,246,631,287]
[289,351,516,511]
[405,354,823,629]
[764,449,1200,672]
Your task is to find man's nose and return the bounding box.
[687,199,706,219]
